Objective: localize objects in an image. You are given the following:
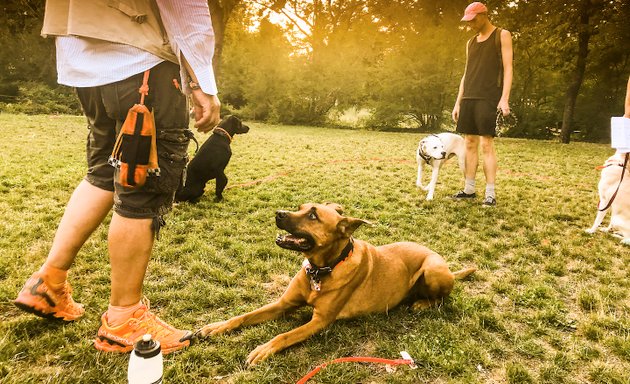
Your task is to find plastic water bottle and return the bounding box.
[128,334,163,384]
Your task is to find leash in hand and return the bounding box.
[495,109,517,137]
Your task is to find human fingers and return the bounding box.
[194,109,212,133]
[207,95,221,128]
[191,93,217,133]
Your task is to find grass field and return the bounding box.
[0,114,628,384]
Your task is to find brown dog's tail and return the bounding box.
[452,267,476,280]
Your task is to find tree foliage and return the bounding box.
[497,0,630,141]
[1,0,629,142]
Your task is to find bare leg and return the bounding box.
[464,135,480,181]
[14,180,112,320]
[45,180,154,307]
[108,213,154,307]
[480,136,497,185]
[45,180,114,270]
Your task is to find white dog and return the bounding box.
[585,152,630,245]
[415,132,466,200]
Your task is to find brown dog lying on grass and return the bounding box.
[197,203,476,365]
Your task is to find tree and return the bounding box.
[573,0,630,141]
[0,1,55,98]
[208,0,245,77]
[242,0,376,124]
[559,0,604,144]
[219,16,296,121]
[240,0,470,128]
[497,0,629,141]
[2,0,629,138]
[364,0,469,130]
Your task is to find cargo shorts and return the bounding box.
[76,61,190,222]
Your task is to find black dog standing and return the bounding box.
[175,115,249,202]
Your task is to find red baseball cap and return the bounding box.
[461,2,488,21]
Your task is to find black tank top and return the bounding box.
[462,28,502,102]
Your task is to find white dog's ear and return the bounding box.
[421,143,426,152]
[325,202,344,214]
[337,217,372,236]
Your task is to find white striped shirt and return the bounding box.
[55,0,217,95]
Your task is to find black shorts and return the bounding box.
[77,61,190,219]
[456,99,497,137]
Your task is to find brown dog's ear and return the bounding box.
[337,217,371,237]
[325,202,344,215]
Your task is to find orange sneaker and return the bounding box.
[14,272,85,321]
[94,299,193,354]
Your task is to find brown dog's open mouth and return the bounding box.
[275,233,314,251]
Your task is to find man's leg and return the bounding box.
[108,214,153,307]
[95,62,193,354]
[453,135,479,198]
[14,180,113,321]
[465,134,480,181]
[47,180,114,270]
[480,136,497,185]
[480,136,497,206]
[452,134,480,199]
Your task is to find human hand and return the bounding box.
[452,104,460,122]
[497,99,510,116]
[190,91,221,133]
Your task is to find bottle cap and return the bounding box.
[133,334,161,358]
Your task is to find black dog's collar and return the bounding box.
[303,238,354,291]
[213,127,233,143]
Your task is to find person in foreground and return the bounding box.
[14,0,220,354]
[451,2,513,207]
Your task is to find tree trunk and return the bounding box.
[208,1,242,79]
[559,1,592,144]
[208,1,226,78]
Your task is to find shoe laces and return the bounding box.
[49,280,73,302]
[60,282,72,296]
[131,299,178,340]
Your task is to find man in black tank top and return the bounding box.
[451,2,513,207]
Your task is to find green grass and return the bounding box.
[0,114,629,383]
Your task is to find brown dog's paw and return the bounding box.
[196,320,233,337]
[411,299,438,311]
[246,340,279,366]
